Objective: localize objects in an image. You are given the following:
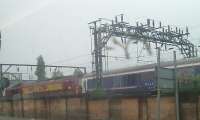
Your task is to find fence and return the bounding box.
[0,95,199,120]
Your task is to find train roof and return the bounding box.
[7,75,80,89]
[85,57,200,78]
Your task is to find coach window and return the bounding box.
[113,76,122,88]
[126,74,136,87]
[141,72,154,80]
[87,79,97,90]
[102,77,113,89]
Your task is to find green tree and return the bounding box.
[35,55,46,80]
[0,77,10,96]
[73,68,83,78]
[52,69,64,79]
[112,37,152,59]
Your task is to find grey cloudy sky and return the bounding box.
[0,0,200,72]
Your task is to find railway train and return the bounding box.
[82,57,200,95]
[5,76,81,97]
[4,57,200,97]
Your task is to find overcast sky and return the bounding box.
[0,0,200,72]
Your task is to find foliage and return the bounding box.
[0,77,10,96]
[51,69,64,79]
[112,37,132,59]
[192,75,200,91]
[91,87,106,98]
[179,75,200,93]
[35,55,46,80]
[73,68,83,78]
[112,37,152,59]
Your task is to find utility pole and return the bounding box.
[97,32,103,88]
[156,47,161,120]
[0,31,1,50]
[174,51,180,120]
[0,64,2,81]
[89,20,102,89]
[0,31,2,81]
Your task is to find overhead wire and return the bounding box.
[48,54,91,65]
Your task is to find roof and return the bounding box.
[85,57,200,78]
[7,75,79,89]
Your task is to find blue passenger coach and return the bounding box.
[83,58,200,95]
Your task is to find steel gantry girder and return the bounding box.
[89,14,197,89]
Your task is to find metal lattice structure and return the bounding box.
[0,31,1,50]
[0,64,86,81]
[89,14,197,89]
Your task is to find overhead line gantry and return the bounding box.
[89,14,197,89]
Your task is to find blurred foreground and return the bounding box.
[0,116,43,120]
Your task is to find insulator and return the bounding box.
[121,14,123,22]
[176,27,178,33]
[159,22,162,28]
[0,32,1,49]
[181,48,183,54]
[147,19,150,26]
[136,22,139,27]
[17,67,19,72]
[182,30,184,34]
[115,16,118,23]
[121,37,124,44]
[162,28,164,32]
[168,25,170,32]
[152,20,155,27]
[179,29,181,34]
[186,27,189,33]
